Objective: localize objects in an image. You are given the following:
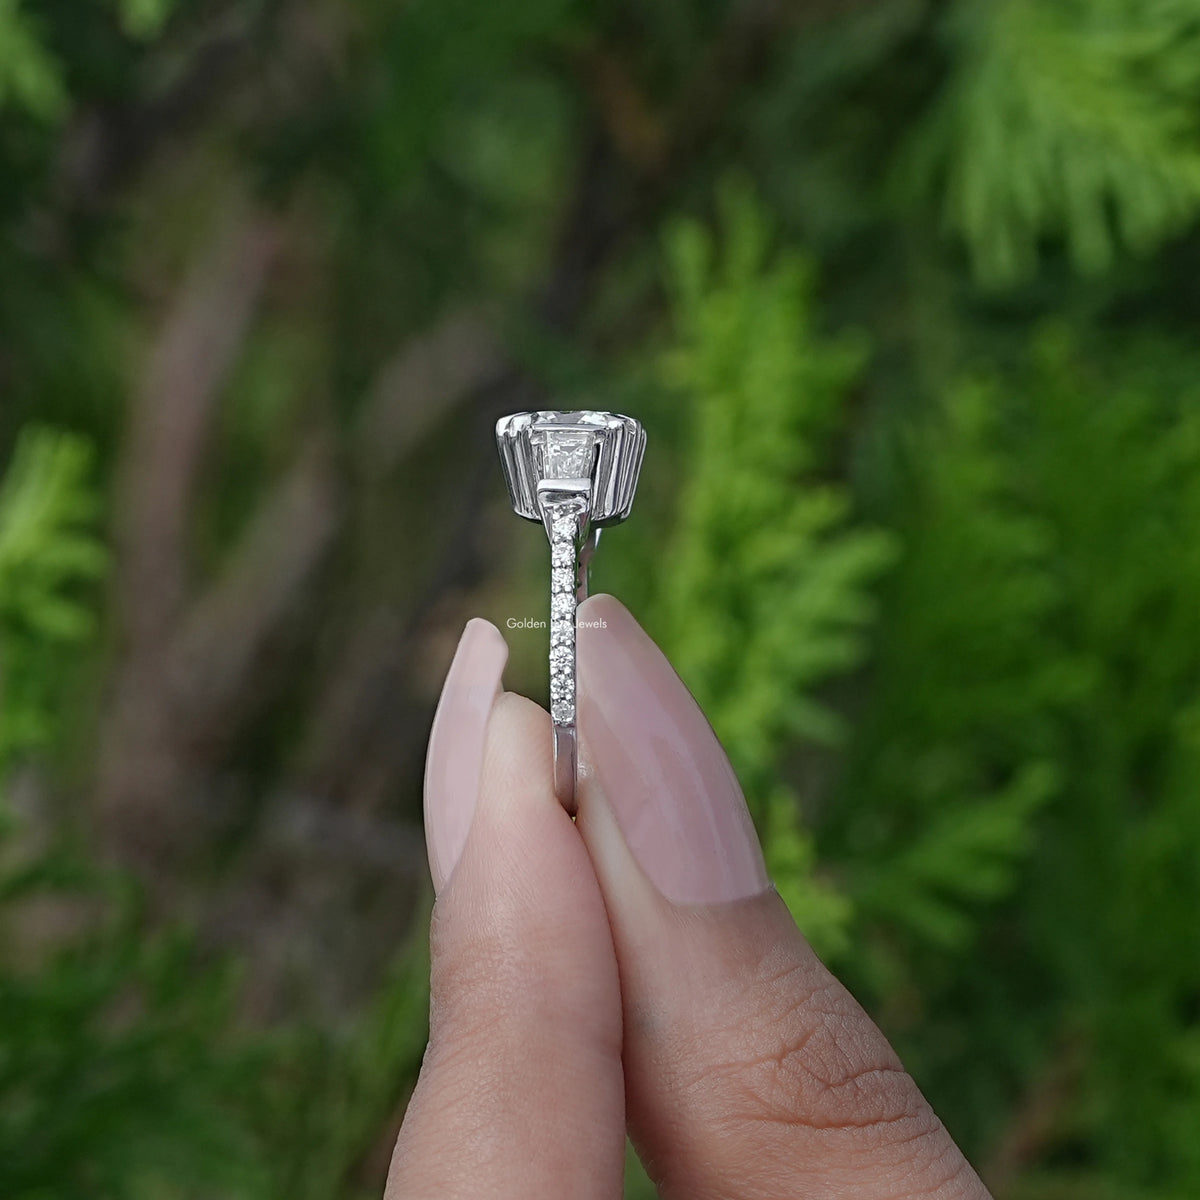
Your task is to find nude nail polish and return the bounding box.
[424,618,508,893]
[576,595,769,904]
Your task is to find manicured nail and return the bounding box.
[424,618,508,893]
[576,595,769,904]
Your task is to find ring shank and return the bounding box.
[555,528,599,815]
[496,411,643,818]
[553,725,577,814]
[541,500,597,816]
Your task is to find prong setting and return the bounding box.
[496,411,645,527]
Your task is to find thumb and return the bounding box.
[387,619,624,1200]
[575,596,991,1200]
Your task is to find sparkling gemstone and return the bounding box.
[552,543,573,567]
[550,645,572,667]
[542,432,595,480]
[552,568,574,594]
[535,409,608,427]
[551,700,574,723]
[496,410,645,527]
[551,623,573,647]
[553,516,577,539]
[552,594,574,620]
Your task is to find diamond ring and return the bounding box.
[496,411,645,814]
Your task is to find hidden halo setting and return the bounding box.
[496,411,645,813]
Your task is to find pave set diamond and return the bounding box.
[547,509,580,725]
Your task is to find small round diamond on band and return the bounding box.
[496,410,645,814]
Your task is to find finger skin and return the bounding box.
[387,693,625,1200]
[606,836,986,1200]
[576,595,991,1200]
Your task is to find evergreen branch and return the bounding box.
[901,0,1200,283]
[0,429,106,773]
[651,183,897,952]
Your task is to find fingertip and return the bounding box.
[577,591,769,904]
[424,617,509,892]
[475,691,559,826]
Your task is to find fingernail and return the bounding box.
[576,595,769,904]
[424,618,508,893]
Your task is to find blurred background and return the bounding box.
[2,1,1200,1197]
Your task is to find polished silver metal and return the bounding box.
[496,410,645,814]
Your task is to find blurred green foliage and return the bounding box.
[904,0,1200,283]
[0,430,105,763]
[650,185,896,955]
[2,1,1200,1198]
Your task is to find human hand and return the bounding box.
[386,595,992,1199]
